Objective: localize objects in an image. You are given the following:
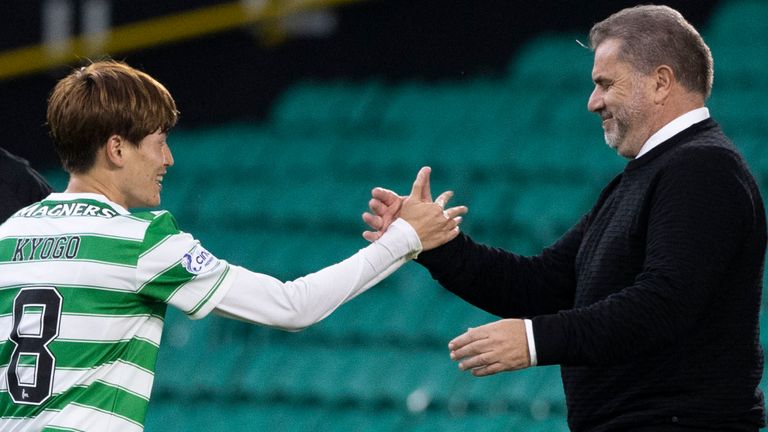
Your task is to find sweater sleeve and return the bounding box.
[533,147,759,366]
[415,216,586,318]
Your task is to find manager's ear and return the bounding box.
[105,134,127,168]
[653,65,674,105]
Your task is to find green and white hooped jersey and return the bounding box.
[0,193,235,431]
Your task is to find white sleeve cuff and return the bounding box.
[524,318,538,367]
[383,218,423,260]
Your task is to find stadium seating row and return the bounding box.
[150,307,567,428]
[146,399,571,432]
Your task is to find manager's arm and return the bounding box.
[416,217,586,319]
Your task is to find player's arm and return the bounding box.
[214,167,467,331]
[214,217,419,330]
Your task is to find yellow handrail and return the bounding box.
[0,0,361,81]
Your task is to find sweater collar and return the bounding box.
[635,107,710,159]
[624,117,717,172]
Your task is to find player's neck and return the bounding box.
[65,173,127,208]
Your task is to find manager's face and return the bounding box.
[587,38,657,158]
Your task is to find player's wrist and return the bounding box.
[380,218,423,260]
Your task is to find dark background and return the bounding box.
[0,0,720,170]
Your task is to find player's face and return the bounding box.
[121,130,174,208]
[587,38,656,158]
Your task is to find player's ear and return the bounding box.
[105,135,127,168]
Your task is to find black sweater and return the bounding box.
[417,119,766,431]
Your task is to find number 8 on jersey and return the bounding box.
[7,287,62,405]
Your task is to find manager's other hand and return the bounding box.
[449,319,531,377]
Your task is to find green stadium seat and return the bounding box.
[373,347,463,404]
[708,87,768,132]
[706,1,768,44]
[156,312,262,400]
[234,343,294,400]
[402,410,523,432]
[41,168,68,192]
[379,81,446,128]
[270,80,349,130]
[315,407,405,431]
[214,403,326,431]
[418,292,500,344]
[460,180,515,226]
[512,415,571,432]
[271,80,390,134]
[144,400,194,431]
[508,33,594,90]
[705,1,768,89]
[507,182,593,246]
[154,310,215,397]
[237,404,326,431]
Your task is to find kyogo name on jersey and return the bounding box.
[12,236,82,262]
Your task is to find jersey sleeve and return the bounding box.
[214,218,422,330]
[135,211,236,319]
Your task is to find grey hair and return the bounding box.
[589,5,714,99]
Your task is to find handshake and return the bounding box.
[360,167,532,377]
[360,166,468,252]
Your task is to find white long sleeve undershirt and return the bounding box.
[213,218,422,331]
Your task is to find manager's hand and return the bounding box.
[397,167,467,251]
[449,319,531,377]
[362,167,465,243]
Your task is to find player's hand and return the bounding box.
[362,167,466,245]
[449,319,531,377]
[362,187,403,242]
